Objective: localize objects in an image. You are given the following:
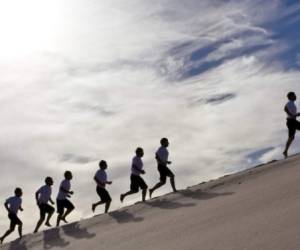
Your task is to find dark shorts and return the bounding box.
[287,119,300,138]
[96,186,111,203]
[56,199,74,215]
[130,174,148,192]
[158,164,174,183]
[39,203,55,218]
[8,213,22,229]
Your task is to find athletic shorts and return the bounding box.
[8,213,22,229]
[130,174,148,192]
[158,164,174,183]
[96,186,112,202]
[56,199,74,215]
[287,119,300,138]
[39,203,55,218]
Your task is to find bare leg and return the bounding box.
[0,228,14,244]
[142,189,147,202]
[18,224,22,238]
[45,211,54,227]
[92,201,104,212]
[120,190,138,202]
[149,181,165,198]
[34,217,45,233]
[104,201,111,213]
[56,214,61,227]
[283,137,294,158]
[61,208,74,223]
[170,177,177,192]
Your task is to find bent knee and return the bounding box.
[160,180,166,185]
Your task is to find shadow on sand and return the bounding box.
[7,238,27,250]
[109,209,144,223]
[42,222,95,249]
[179,189,234,200]
[43,227,69,250]
[61,222,95,240]
[145,198,196,209]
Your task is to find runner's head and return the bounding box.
[287,92,296,101]
[15,187,23,197]
[64,171,73,180]
[45,176,54,186]
[160,138,169,147]
[99,160,107,170]
[135,147,144,157]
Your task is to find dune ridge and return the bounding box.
[1,154,300,250]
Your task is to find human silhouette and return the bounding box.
[283,92,300,158]
[56,171,75,227]
[0,188,24,244]
[33,177,55,233]
[120,147,148,203]
[92,160,112,214]
[149,138,177,198]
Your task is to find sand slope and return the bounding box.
[1,155,300,250]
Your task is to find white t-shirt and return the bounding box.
[95,169,107,187]
[57,179,71,200]
[286,101,297,119]
[37,185,52,204]
[6,196,22,214]
[131,156,143,176]
[156,146,169,164]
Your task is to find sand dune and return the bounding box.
[1,154,300,250]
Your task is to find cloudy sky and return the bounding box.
[0,0,300,239]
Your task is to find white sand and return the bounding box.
[1,154,300,250]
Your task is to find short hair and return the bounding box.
[45,176,53,184]
[160,138,168,145]
[287,92,296,100]
[99,160,107,168]
[64,171,72,178]
[14,187,22,195]
[136,147,143,154]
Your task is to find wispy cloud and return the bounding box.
[0,0,299,239]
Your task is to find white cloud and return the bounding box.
[0,0,299,240]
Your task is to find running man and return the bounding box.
[283,92,300,158]
[149,138,177,198]
[0,188,24,243]
[92,160,112,214]
[120,147,148,203]
[34,177,55,233]
[56,171,75,227]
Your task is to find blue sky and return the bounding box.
[0,0,300,240]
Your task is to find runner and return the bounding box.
[33,177,55,233]
[283,92,300,158]
[56,171,74,227]
[92,160,112,213]
[0,188,24,243]
[120,147,148,203]
[149,138,177,198]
